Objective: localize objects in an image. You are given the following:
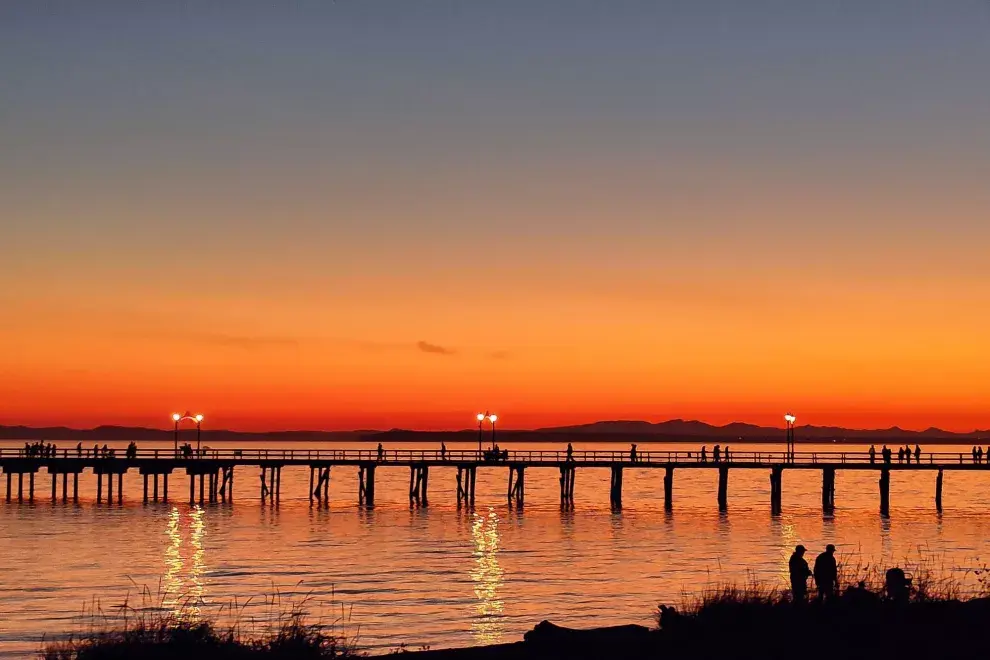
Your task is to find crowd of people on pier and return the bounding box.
[22,441,58,457]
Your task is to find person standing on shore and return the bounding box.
[813,544,838,601]
[789,545,811,602]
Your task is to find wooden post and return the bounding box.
[469,467,476,505]
[153,474,159,502]
[162,473,168,502]
[5,472,11,502]
[189,473,195,504]
[260,467,268,503]
[229,467,234,502]
[96,473,102,504]
[143,474,149,503]
[199,473,205,505]
[117,472,123,504]
[663,466,673,511]
[422,465,429,506]
[717,466,728,511]
[309,467,315,504]
[73,473,79,503]
[935,468,943,512]
[275,467,282,503]
[822,468,835,513]
[51,471,57,501]
[610,466,623,508]
[879,468,890,516]
[62,472,68,504]
[770,467,783,515]
[29,472,35,503]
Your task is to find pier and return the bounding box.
[0,447,984,514]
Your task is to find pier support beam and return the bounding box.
[879,468,890,516]
[717,466,728,511]
[62,472,68,504]
[311,466,330,506]
[162,473,168,502]
[663,467,674,511]
[358,464,376,506]
[610,466,623,509]
[507,466,525,506]
[559,465,575,506]
[29,472,35,503]
[117,473,123,504]
[409,465,429,506]
[5,472,11,502]
[143,474,149,503]
[770,467,783,515]
[73,473,79,503]
[935,468,943,512]
[96,472,103,504]
[822,468,835,513]
[456,466,476,506]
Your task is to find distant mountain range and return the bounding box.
[0,420,987,444]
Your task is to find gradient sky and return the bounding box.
[2,2,989,431]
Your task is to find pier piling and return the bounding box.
[609,466,623,508]
[935,468,943,512]
[821,468,835,513]
[770,466,783,514]
[663,466,673,511]
[717,466,728,511]
[879,468,890,516]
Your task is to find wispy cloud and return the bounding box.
[417,340,456,356]
[487,350,511,360]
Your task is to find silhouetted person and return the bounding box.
[630,444,637,462]
[897,447,904,463]
[814,544,838,600]
[700,446,707,463]
[973,446,979,464]
[566,443,574,462]
[882,445,890,464]
[440,442,446,461]
[52,443,57,457]
[885,567,911,603]
[869,445,876,464]
[92,444,99,458]
[377,443,384,462]
[101,444,109,458]
[789,545,811,602]
[723,445,730,462]
[713,445,721,463]
[76,442,82,457]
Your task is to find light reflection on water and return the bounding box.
[161,506,207,617]
[470,508,504,644]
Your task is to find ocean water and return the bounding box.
[3,440,990,657]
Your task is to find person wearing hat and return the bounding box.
[789,544,812,602]
[814,544,839,600]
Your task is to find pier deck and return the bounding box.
[0,447,983,513]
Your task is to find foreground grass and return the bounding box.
[42,587,358,659]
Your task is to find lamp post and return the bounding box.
[172,413,181,456]
[489,414,498,450]
[195,414,204,453]
[477,413,486,454]
[784,413,796,462]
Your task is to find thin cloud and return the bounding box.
[488,350,511,360]
[417,341,456,356]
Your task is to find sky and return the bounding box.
[1,2,989,432]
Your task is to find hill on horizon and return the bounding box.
[1,419,986,442]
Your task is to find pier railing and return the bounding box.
[0,446,982,466]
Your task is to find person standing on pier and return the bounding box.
[76,442,82,457]
[869,445,876,464]
[813,544,838,601]
[789,545,811,602]
[440,442,446,461]
[914,444,921,463]
[723,445,730,462]
[629,443,637,462]
[713,445,721,463]
[377,443,384,462]
[700,446,707,462]
[566,443,574,462]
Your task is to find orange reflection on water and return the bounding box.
[470,508,505,644]
[161,506,208,618]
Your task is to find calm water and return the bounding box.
[3,440,990,657]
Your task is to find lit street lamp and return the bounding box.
[171,412,205,457]
[784,413,796,462]
[489,414,498,449]
[172,413,181,456]
[477,412,487,454]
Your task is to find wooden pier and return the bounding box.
[0,447,985,514]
